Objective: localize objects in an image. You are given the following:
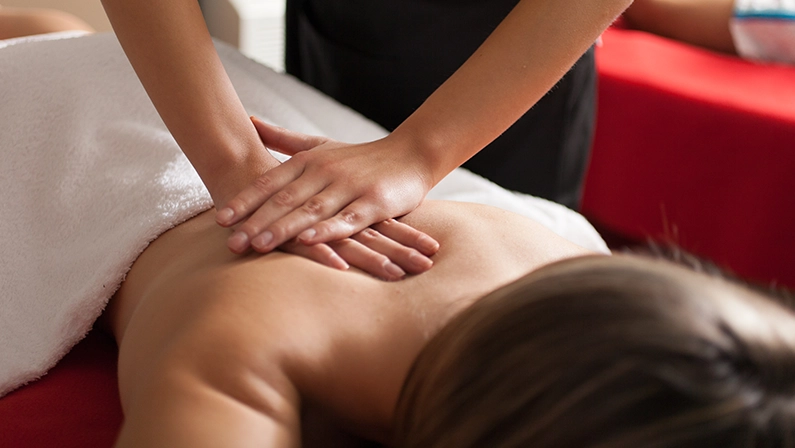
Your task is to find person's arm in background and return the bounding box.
[623,0,736,54]
[0,6,94,40]
[219,0,634,254]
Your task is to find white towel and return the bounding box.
[0,32,607,398]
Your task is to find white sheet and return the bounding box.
[0,32,607,398]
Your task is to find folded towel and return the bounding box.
[0,32,607,398]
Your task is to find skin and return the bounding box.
[0,17,436,281]
[104,199,594,447]
[0,6,94,40]
[0,22,586,445]
[99,0,633,258]
[623,0,737,54]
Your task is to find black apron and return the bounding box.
[285,0,596,209]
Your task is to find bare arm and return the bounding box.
[393,0,634,182]
[0,6,94,40]
[101,0,631,256]
[623,0,736,54]
[99,0,277,207]
[100,0,438,275]
[221,0,633,252]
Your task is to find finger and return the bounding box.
[251,116,329,155]
[279,239,349,271]
[351,227,433,275]
[216,159,306,228]
[371,219,440,257]
[231,177,332,253]
[248,188,352,253]
[296,199,381,245]
[327,238,407,281]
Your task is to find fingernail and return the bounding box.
[410,252,433,270]
[228,232,249,252]
[329,253,349,270]
[298,228,316,243]
[385,262,406,279]
[252,231,274,251]
[216,208,235,225]
[419,235,440,254]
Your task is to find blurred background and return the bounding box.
[1,0,285,71]
[2,0,112,31]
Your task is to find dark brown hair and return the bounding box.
[393,255,795,447]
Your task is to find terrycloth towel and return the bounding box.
[0,32,607,398]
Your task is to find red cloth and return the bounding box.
[583,26,795,289]
[0,332,122,447]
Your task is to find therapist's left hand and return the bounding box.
[216,116,439,257]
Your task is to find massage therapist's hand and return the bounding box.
[280,219,437,281]
[216,116,439,257]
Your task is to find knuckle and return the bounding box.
[301,197,326,216]
[272,190,295,207]
[339,209,361,225]
[373,219,394,231]
[251,175,274,194]
[358,228,380,241]
[290,151,309,163]
[369,185,392,203]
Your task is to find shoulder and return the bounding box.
[400,200,595,285]
[401,200,567,249]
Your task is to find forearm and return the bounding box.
[623,0,735,54]
[392,0,633,185]
[100,0,279,205]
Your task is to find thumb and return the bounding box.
[250,116,329,155]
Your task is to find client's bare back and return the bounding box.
[106,200,592,447]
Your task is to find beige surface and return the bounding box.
[2,0,111,32]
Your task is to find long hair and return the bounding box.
[393,255,795,447]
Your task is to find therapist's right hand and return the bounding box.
[216,117,440,263]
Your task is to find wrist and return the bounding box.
[389,116,472,188]
[201,141,280,208]
[382,127,438,192]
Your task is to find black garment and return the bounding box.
[285,0,596,209]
